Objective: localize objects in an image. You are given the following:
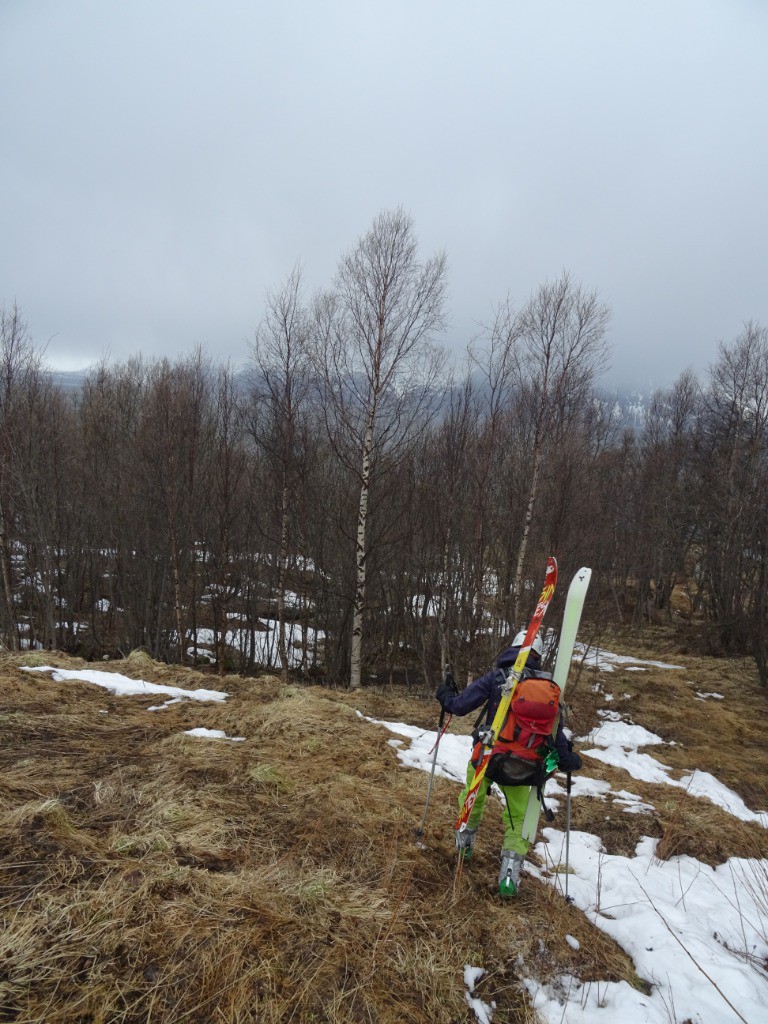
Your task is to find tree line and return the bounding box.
[2,210,767,686]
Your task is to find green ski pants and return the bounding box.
[458,761,531,856]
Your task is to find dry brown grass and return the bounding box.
[2,651,620,1024]
[1,639,766,1023]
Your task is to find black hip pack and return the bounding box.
[485,750,553,788]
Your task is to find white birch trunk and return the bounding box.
[277,475,290,682]
[166,490,185,665]
[512,421,545,627]
[349,412,375,689]
[0,501,17,651]
[439,536,451,670]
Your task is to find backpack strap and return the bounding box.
[469,667,505,737]
[471,699,491,733]
[537,671,564,742]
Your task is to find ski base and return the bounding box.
[521,566,592,843]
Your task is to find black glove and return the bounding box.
[435,682,452,707]
[435,667,458,707]
[562,750,582,772]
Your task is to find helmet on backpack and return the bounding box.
[512,630,543,658]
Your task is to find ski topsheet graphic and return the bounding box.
[456,556,558,834]
[521,565,591,841]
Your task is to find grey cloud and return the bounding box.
[1,0,766,387]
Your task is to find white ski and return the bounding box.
[520,566,592,841]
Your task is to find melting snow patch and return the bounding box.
[524,973,653,1021]
[582,721,665,748]
[579,724,768,827]
[575,643,683,672]
[597,709,623,721]
[534,829,768,1024]
[611,790,657,814]
[676,769,768,827]
[147,697,185,711]
[184,727,245,742]
[22,666,229,704]
[464,966,494,1024]
[360,712,471,785]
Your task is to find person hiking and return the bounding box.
[435,632,582,895]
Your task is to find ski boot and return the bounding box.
[455,826,478,860]
[498,849,524,897]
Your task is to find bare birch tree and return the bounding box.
[0,305,49,650]
[137,351,212,661]
[203,365,248,674]
[467,302,522,656]
[313,209,447,688]
[511,273,610,624]
[249,265,313,681]
[696,323,768,678]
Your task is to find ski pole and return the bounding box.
[415,707,446,840]
[565,770,573,902]
[415,665,456,840]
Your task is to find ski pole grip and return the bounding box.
[444,663,458,695]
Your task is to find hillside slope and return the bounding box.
[0,646,766,1023]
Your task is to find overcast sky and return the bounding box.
[1,0,766,391]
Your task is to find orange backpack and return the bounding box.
[486,671,561,787]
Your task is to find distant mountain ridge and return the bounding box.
[45,368,653,431]
[46,369,92,392]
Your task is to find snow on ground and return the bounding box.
[192,621,323,669]
[582,720,666,748]
[364,644,768,1024]
[21,666,229,704]
[184,727,245,741]
[527,833,768,1024]
[574,643,683,672]
[580,721,768,829]
[464,965,495,1024]
[22,665,249,748]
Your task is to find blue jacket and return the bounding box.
[440,646,580,771]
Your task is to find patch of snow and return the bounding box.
[581,721,665,748]
[575,643,683,672]
[184,727,245,742]
[22,666,228,703]
[464,966,494,1024]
